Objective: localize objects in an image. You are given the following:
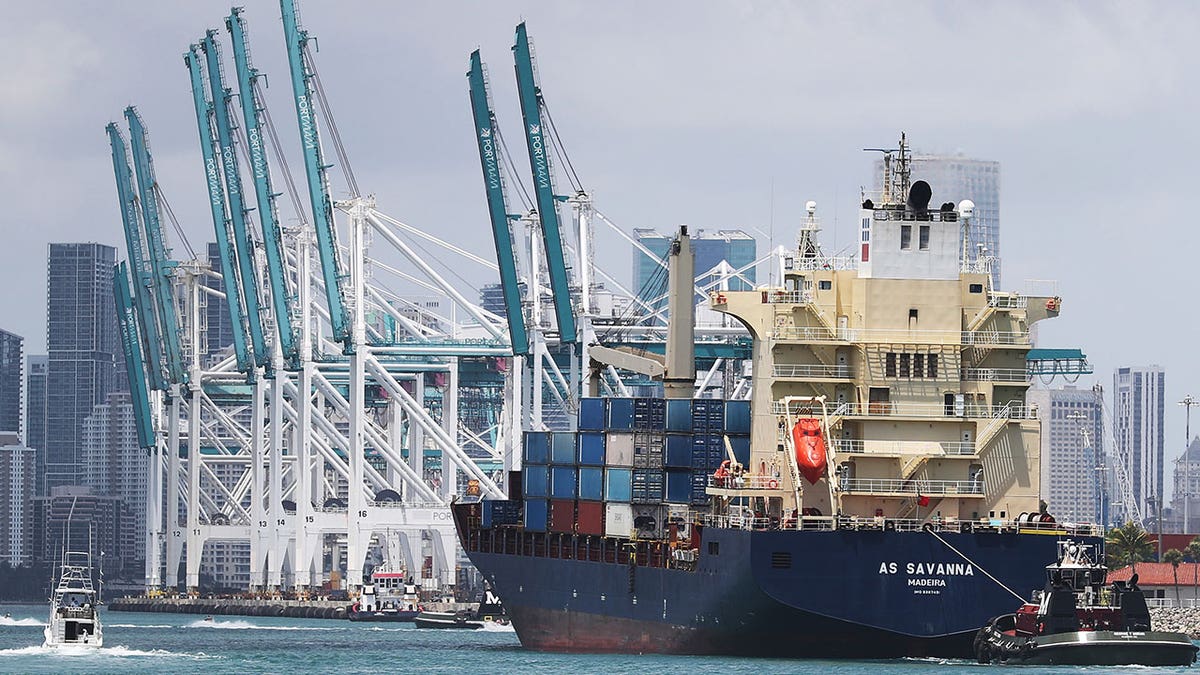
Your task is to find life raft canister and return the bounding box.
[791,417,827,485]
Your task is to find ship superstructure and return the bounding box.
[453,136,1099,658]
[709,134,1055,528]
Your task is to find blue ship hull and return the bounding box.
[458,513,1100,658]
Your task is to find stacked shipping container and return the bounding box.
[502,397,752,540]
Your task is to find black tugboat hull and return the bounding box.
[975,625,1198,666]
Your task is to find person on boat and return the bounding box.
[204,615,213,622]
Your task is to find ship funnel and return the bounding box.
[907,180,932,216]
[663,226,695,399]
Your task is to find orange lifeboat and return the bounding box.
[792,418,827,485]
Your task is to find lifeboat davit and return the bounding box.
[792,418,827,485]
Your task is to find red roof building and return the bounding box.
[1108,562,1200,606]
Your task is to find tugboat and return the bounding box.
[45,551,103,648]
[974,540,1198,666]
[413,586,507,630]
[347,566,423,622]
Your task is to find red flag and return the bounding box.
[917,495,931,507]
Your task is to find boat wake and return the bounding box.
[107,623,174,629]
[478,622,516,633]
[0,617,45,627]
[186,618,341,631]
[1,644,214,659]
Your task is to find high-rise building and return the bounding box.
[632,229,756,312]
[1028,385,1105,524]
[24,355,47,494]
[0,329,22,435]
[31,486,123,576]
[876,153,1001,288]
[0,433,36,566]
[81,391,146,571]
[1113,365,1166,525]
[202,242,234,366]
[1170,437,1200,533]
[45,243,122,491]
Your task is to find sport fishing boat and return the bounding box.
[974,541,1197,666]
[453,136,1102,658]
[45,552,103,647]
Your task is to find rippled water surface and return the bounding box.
[0,603,1196,674]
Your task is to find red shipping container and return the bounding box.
[576,500,605,536]
[549,499,576,533]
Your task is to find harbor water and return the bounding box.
[0,603,1195,674]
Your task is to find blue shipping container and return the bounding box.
[607,397,635,430]
[632,469,665,502]
[577,432,606,466]
[665,469,693,503]
[605,468,633,502]
[551,466,578,499]
[523,465,549,498]
[665,434,693,468]
[551,432,577,465]
[725,400,751,434]
[524,499,549,532]
[524,431,550,464]
[482,500,521,528]
[578,467,604,501]
[579,397,607,431]
[666,398,692,432]
[691,471,712,505]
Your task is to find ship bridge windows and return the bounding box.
[883,352,938,379]
[818,280,832,291]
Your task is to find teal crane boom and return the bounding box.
[279,0,352,352]
[186,46,255,375]
[124,109,187,386]
[468,50,528,356]
[202,32,269,369]
[114,263,156,450]
[107,124,168,392]
[512,22,577,343]
[226,7,299,370]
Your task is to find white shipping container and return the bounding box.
[606,432,634,467]
[604,502,633,538]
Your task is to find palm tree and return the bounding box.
[1106,521,1155,572]
[1186,537,1200,606]
[1164,548,1185,605]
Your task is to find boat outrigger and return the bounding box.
[974,540,1197,666]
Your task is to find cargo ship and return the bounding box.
[452,137,1101,658]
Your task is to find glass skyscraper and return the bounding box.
[45,243,122,491]
[24,355,47,495]
[1113,365,1166,526]
[203,242,234,365]
[632,229,756,314]
[0,329,21,435]
[876,153,1001,288]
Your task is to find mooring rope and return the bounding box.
[924,525,1027,603]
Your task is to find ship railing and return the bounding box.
[773,364,853,379]
[775,400,1035,420]
[960,367,1031,383]
[961,257,996,275]
[772,326,1029,346]
[830,439,977,456]
[707,475,786,490]
[700,513,1104,536]
[763,289,814,304]
[789,256,857,271]
[841,478,984,495]
[988,294,1028,309]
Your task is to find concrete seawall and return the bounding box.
[108,596,474,621]
[109,596,351,619]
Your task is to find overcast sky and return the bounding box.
[2,2,1198,497]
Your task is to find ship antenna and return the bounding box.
[863,132,911,206]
